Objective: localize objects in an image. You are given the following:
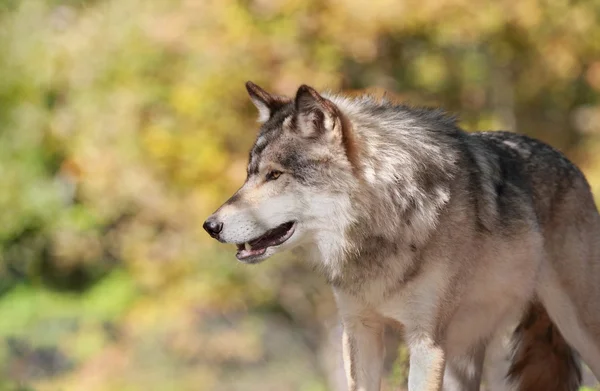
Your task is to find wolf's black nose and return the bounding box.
[203,218,223,239]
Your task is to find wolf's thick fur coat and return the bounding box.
[205,82,600,390]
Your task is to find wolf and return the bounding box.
[203,81,600,390]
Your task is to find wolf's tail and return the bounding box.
[508,301,581,390]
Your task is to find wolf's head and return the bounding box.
[203,82,359,264]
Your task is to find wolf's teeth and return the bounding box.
[245,242,251,251]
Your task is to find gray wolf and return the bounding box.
[203,81,600,390]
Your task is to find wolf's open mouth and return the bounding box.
[236,221,296,261]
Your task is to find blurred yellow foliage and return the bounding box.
[1,0,600,390]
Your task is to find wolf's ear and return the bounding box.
[245,81,290,123]
[294,85,341,139]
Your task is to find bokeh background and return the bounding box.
[2,0,600,390]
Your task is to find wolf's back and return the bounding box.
[472,131,589,228]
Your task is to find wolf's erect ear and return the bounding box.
[294,85,340,139]
[245,81,291,123]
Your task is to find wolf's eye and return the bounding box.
[266,170,282,181]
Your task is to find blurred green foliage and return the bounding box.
[1,0,600,390]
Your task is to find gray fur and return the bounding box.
[205,83,600,390]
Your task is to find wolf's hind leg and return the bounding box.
[537,265,600,382]
[536,174,600,382]
[442,345,485,391]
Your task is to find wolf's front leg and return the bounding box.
[341,316,385,391]
[408,336,446,391]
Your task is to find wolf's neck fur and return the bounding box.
[313,95,462,287]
